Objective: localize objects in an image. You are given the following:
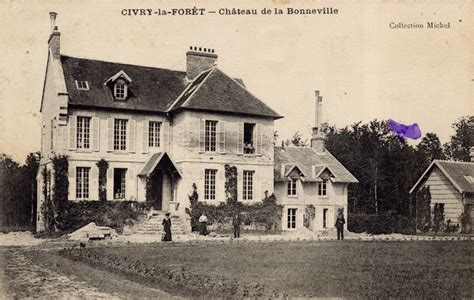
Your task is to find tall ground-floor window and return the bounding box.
[204,169,217,200]
[287,208,297,229]
[76,167,90,199]
[114,168,127,199]
[243,170,254,200]
[323,208,328,228]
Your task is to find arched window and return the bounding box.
[114,79,127,99]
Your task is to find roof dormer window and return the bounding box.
[114,79,127,100]
[105,70,132,101]
[75,80,89,90]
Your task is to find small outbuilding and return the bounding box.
[409,158,474,226]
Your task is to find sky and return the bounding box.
[0,0,472,163]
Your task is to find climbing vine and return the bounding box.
[415,186,431,232]
[460,203,472,233]
[52,155,69,231]
[303,204,316,229]
[40,166,54,232]
[96,159,108,202]
[224,164,238,204]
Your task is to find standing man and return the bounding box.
[199,213,208,236]
[232,214,241,238]
[335,209,345,240]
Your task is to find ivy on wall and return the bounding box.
[224,164,238,205]
[40,166,54,232]
[51,155,69,231]
[460,203,472,233]
[303,204,316,229]
[415,186,431,232]
[96,159,108,202]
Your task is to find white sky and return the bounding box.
[0,0,472,162]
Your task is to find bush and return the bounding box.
[349,214,415,234]
[56,201,150,233]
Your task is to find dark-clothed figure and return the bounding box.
[335,211,345,240]
[162,213,172,242]
[199,213,208,236]
[232,214,241,238]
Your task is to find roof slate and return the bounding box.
[169,68,282,119]
[62,55,187,112]
[274,146,358,183]
[436,161,474,193]
[61,55,281,119]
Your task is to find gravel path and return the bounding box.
[1,248,120,299]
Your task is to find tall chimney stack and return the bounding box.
[311,90,326,153]
[186,46,217,81]
[48,12,61,60]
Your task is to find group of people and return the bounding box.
[162,210,346,242]
[198,213,242,238]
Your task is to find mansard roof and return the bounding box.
[274,146,358,183]
[61,55,282,119]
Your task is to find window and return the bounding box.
[114,79,127,99]
[243,170,254,200]
[76,167,90,199]
[288,208,296,229]
[287,178,297,196]
[318,180,327,196]
[243,123,255,154]
[113,168,127,200]
[204,169,217,200]
[75,80,89,90]
[148,121,161,148]
[114,119,127,151]
[323,208,328,228]
[76,116,91,149]
[205,120,217,152]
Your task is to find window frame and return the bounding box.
[113,168,127,200]
[318,180,327,196]
[76,167,90,200]
[205,120,218,152]
[148,121,161,148]
[76,116,91,150]
[75,80,89,91]
[243,123,256,154]
[114,79,128,100]
[287,208,297,229]
[287,177,298,197]
[204,169,217,200]
[242,170,255,201]
[113,119,128,151]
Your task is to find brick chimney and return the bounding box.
[48,12,61,60]
[311,90,326,153]
[186,46,217,81]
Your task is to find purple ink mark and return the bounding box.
[388,119,421,141]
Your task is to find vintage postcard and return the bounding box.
[0,0,472,298]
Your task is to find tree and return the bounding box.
[285,131,308,147]
[444,116,474,161]
[417,133,445,163]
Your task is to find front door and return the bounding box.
[149,171,163,210]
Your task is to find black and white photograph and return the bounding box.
[0,0,473,298]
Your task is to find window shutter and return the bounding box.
[92,117,100,152]
[255,170,262,201]
[107,167,113,200]
[162,121,170,152]
[218,121,225,153]
[107,118,114,152]
[237,168,243,202]
[237,122,243,154]
[255,124,263,155]
[69,165,76,201]
[199,119,205,153]
[218,168,225,202]
[91,166,98,200]
[142,120,149,153]
[127,168,134,200]
[128,120,136,153]
[69,116,77,150]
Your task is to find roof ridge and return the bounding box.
[60,54,186,74]
[435,159,474,164]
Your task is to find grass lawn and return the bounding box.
[56,240,472,298]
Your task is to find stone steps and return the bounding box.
[134,214,186,235]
